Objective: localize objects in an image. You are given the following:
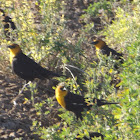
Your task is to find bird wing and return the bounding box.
[64,92,87,112]
[64,92,91,119]
[19,53,61,78]
[12,52,60,81]
[102,46,123,58]
[4,16,16,30]
[12,53,39,80]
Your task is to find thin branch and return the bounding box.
[65,64,90,77]
[65,66,82,94]
[11,81,31,106]
[65,66,77,84]
[19,81,31,94]
[65,66,82,95]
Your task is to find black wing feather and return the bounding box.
[12,52,60,81]
[101,45,123,58]
[64,92,91,119]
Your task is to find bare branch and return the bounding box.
[65,64,90,77]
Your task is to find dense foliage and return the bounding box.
[0,0,139,139]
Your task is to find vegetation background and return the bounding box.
[0,0,139,139]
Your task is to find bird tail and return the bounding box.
[93,98,118,106]
[89,132,104,140]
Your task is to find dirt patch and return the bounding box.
[0,71,61,139]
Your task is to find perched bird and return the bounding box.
[8,44,63,82]
[0,9,17,40]
[91,39,124,68]
[55,83,118,120]
[76,132,104,140]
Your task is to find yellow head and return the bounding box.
[8,44,22,64]
[91,39,106,49]
[55,82,68,108]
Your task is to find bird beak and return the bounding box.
[7,45,12,48]
[7,45,14,49]
[62,87,67,91]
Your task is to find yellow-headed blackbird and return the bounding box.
[0,9,16,40]
[76,132,104,140]
[8,44,63,82]
[91,39,124,68]
[55,83,118,120]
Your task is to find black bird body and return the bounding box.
[12,52,60,81]
[76,132,104,140]
[8,44,61,82]
[2,15,16,30]
[0,9,16,40]
[100,44,123,60]
[64,91,91,120]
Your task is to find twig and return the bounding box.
[65,66,82,95]
[65,66,77,84]
[65,64,90,77]
[10,81,31,107]
[19,81,31,94]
